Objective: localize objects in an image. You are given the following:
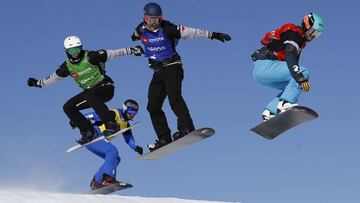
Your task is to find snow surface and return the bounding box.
[0,190,238,203]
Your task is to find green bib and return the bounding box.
[66,52,104,89]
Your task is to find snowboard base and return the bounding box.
[66,121,142,153]
[251,106,318,139]
[86,182,133,195]
[139,127,215,160]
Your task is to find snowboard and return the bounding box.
[66,121,142,153]
[139,127,215,160]
[86,182,133,195]
[251,106,318,140]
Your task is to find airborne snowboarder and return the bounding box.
[78,99,143,190]
[27,36,143,144]
[131,2,231,151]
[251,13,324,121]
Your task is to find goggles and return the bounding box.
[126,108,138,116]
[144,16,162,25]
[66,46,82,56]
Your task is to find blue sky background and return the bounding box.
[0,0,359,202]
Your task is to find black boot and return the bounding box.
[148,138,172,152]
[89,177,101,190]
[90,174,119,190]
[102,121,119,137]
[102,174,119,185]
[172,129,193,141]
[77,127,96,145]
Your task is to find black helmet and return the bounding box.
[122,99,139,116]
[143,2,162,17]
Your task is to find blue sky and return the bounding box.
[0,0,359,203]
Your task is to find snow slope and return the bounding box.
[0,190,238,203]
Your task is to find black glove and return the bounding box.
[131,32,140,41]
[135,145,143,155]
[294,73,310,92]
[211,32,232,42]
[130,46,144,56]
[27,77,42,88]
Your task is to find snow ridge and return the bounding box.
[0,190,237,203]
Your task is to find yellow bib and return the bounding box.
[98,109,129,141]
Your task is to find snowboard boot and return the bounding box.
[90,174,120,190]
[172,129,193,141]
[102,121,120,137]
[77,127,97,145]
[277,100,298,114]
[148,137,172,152]
[90,177,101,190]
[262,109,275,121]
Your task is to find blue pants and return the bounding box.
[253,60,310,114]
[86,132,121,182]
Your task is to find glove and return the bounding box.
[211,32,232,42]
[135,145,143,155]
[131,31,140,41]
[295,73,310,92]
[130,46,144,56]
[300,80,311,92]
[27,77,42,88]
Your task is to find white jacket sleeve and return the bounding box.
[38,72,64,87]
[179,25,212,39]
[106,48,132,61]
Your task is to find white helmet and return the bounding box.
[64,36,82,49]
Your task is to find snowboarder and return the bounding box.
[131,2,231,151]
[251,13,324,121]
[74,99,143,190]
[27,36,144,144]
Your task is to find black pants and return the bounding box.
[147,64,195,141]
[63,78,115,132]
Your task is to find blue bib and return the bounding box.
[140,27,175,62]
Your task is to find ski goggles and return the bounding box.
[66,46,82,56]
[125,108,138,116]
[308,27,322,38]
[144,16,162,25]
[122,104,138,116]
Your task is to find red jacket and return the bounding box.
[261,23,306,61]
